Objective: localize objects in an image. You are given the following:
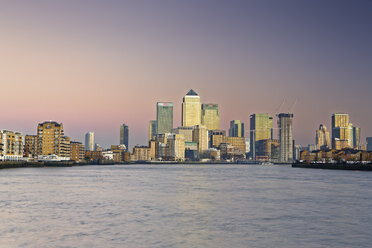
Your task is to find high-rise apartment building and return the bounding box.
[24,135,37,157]
[148,120,157,141]
[156,102,173,134]
[249,114,272,159]
[0,130,23,161]
[85,132,95,151]
[353,126,361,149]
[201,104,219,130]
[229,120,245,138]
[367,137,372,151]
[120,124,129,150]
[278,113,294,162]
[315,124,331,150]
[332,113,350,149]
[182,89,201,127]
[37,121,66,157]
[192,125,209,152]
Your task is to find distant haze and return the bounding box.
[1,0,371,148]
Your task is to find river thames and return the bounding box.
[1,164,371,248]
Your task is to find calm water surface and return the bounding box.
[1,164,372,248]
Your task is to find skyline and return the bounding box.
[1,0,371,147]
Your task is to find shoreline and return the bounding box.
[292,162,372,171]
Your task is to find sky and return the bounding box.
[0,0,371,148]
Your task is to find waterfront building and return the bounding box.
[85,132,95,151]
[367,137,372,151]
[70,141,85,162]
[182,89,201,127]
[85,150,103,162]
[132,146,151,161]
[249,114,273,159]
[271,139,280,161]
[0,130,23,161]
[157,102,173,134]
[229,120,245,137]
[315,124,331,150]
[192,125,209,152]
[172,126,194,142]
[24,135,37,158]
[148,120,157,141]
[219,143,245,161]
[37,121,65,157]
[60,136,71,159]
[332,113,351,149]
[120,124,129,150]
[226,136,246,154]
[278,113,294,162]
[201,104,219,130]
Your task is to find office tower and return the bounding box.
[85,132,95,151]
[192,125,209,152]
[120,124,129,150]
[148,120,157,141]
[24,135,37,157]
[182,89,201,127]
[226,136,246,154]
[332,113,350,149]
[37,121,65,157]
[315,124,331,150]
[278,113,294,162]
[229,120,245,137]
[367,137,372,151]
[167,134,185,161]
[70,141,85,162]
[172,126,194,142]
[156,102,173,134]
[0,130,23,161]
[353,126,361,149]
[249,114,272,159]
[201,104,219,130]
[209,130,226,148]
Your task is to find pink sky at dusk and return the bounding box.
[0,1,371,148]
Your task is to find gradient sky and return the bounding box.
[1,0,371,148]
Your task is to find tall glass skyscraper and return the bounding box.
[148,120,157,141]
[156,102,173,134]
[331,113,350,149]
[278,113,293,162]
[182,89,201,127]
[229,120,245,137]
[201,104,219,130]
[249,114,272,159]
[120,124,129,150]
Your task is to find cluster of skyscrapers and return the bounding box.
[0,91,371,163]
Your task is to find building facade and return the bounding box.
[70,141,85,162]
[278,113,294,162]
[148,120,157,141]
[37,121,65,157]
[85,132,95,151]
[315,124,331,150]
[201,104,219,130]
[24,135,37,158]
[192,125,209,152]
[156,102,173,134]
[120,124,129,150]
[332,113,350,149]
[250,114,272,159]
[182,89,201,127]
[229,120,245,138]
[0,130,23,161]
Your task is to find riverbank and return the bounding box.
[292,162,372,171]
